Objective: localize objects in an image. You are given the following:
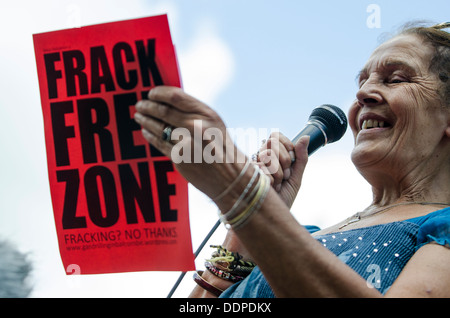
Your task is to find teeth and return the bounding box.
[362,119,385,130]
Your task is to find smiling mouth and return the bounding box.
[361,119,392,130]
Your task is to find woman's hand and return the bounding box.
[219,132,310,264]
[134,86,250,201]
[256,132,310,208]
[134,86,310,209]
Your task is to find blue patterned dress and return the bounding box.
[220,207,450,297]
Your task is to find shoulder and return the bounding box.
[414,207,450,250]
[385,242,450,297]
[382,208,450,297]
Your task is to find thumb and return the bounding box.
[289,135,310,188]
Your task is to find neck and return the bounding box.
[352,133,450,210]
[361,157,450,209]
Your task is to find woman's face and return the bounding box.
[349,34,450,180]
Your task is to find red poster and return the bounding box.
[33,15,195,274]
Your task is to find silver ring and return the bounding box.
[162,126,173,142]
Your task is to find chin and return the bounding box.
[350,143,386,171]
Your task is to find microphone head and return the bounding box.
[309,104,348,143]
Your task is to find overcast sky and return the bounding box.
[0,0,448,297]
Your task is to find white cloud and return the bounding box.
[178,20,235,106]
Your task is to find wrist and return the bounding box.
[213,161,256,209]
[191,244,257,298]
[216,164,271,230]
[192,270,233,298]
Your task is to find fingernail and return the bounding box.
[148,87,157,99]
[301,135,310,145]
[135,101,142,111]
[283,168,291,180]
[142,128,153,139]
[275,184,282,192]
[134,112,143,122]
[289,150,295,162]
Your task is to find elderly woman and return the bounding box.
[134,22,450,297]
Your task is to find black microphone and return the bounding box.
[292,104,348,155]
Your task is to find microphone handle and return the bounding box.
[292,122,327,156]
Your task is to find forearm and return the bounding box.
[221,189,382,298]
[136,86,380,297]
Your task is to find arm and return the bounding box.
[384,243,450,297]
[135,86,449,298]
[227,189,381,297]
[191,120,312,297]
[134,86,380,297]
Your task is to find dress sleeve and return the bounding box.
[416,207,450,251]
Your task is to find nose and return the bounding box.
[356,77,384,107]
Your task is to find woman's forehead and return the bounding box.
[361,34,434,76]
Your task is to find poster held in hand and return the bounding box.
[33,15,195,274]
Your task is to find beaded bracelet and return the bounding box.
[205,261,245,283]
[208,245,256,277]
[193,271,224,297]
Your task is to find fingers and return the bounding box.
[135,98,193,129]
[290,135,310,185]
[135,86,205,134]
[134,86,229,164]
[138,124,173,159]
[257,132,296,192]
[135,86,223,141]
[134,111,165,141]
[147,86,217,119]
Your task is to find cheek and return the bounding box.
[399,80,443,112]
[389,91,446,156]
[391,85,443,128]
[348,101,361,138]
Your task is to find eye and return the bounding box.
[390,78,406,84]
[387,74,409,84]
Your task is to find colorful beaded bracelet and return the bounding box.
[205,261,245,283]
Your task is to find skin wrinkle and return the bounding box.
[143,25,450,298]
[395,77,448,202]
[350,34,450,206]
[417,35,450,105]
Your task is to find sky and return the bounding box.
[0,0,449,298]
